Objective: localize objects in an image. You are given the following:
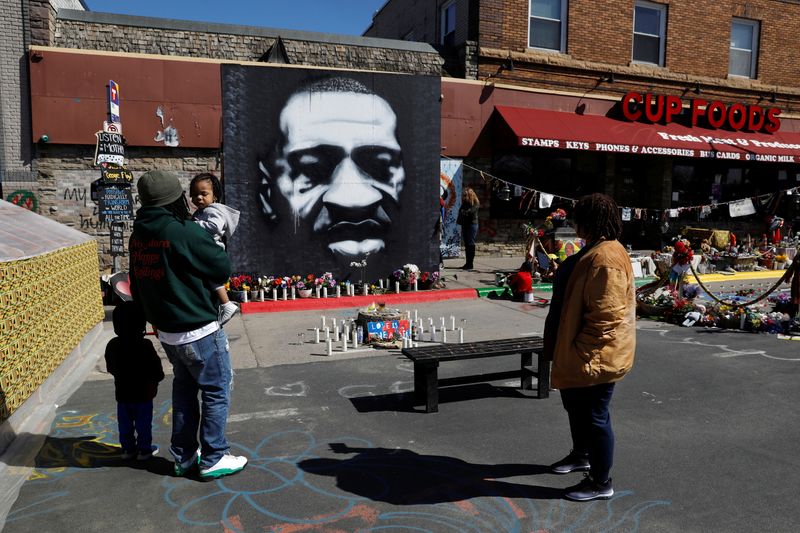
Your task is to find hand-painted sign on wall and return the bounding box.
[221,66,441,279]
[439,159,463,259]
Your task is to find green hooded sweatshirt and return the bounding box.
[129,206,231,333]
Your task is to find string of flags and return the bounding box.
[445,156,800,222]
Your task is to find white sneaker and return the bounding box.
[199,453,247,479]
[137,445,159,461]
[218,302,239,325]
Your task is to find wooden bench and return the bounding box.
[401,337,548,413]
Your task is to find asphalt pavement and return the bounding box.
[1,256,798,532]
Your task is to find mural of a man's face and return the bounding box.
[261,86,405,258]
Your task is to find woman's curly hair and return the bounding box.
[573,193,622,242]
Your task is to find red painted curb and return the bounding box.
[240,288,478,314]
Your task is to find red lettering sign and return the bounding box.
[620,91,780,133]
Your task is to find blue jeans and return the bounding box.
[161,329,232,469]
[560,382,616,482]
[117,401,153,453]
[462,223,478,246]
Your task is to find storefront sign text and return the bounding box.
[620,92,781,133]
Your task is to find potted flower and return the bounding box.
[418,270,441,290]
[392,263,419,290]
[227,274,253,302]
[296,276,313,298]
[775,254,788,269]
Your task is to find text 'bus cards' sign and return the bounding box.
[367,320,410,340]
[94,131,125,166]
[100,164,134,185]
[109,223,125,255]
[98,185,134,223]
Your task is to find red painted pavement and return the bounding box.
[240,288,478,314]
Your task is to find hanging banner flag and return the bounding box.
[538,193,554,208]
[440,159,463,259]
[729,198,756,217]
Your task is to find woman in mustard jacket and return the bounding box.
[543,193,636,502]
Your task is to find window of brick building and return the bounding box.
[528,0,567,52]
[440,1,456,46]
[632,1,666,66]
[729,19,759,78]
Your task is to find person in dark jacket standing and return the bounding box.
[105,302,164,460]
[129,170,247,480]
[457,187,480,270]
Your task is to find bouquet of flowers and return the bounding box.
[672,240,694,266]
[227,274,253,292]
[392,263,420,285]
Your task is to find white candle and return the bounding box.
[321,316,326,328]
[459,327,464,344]
[336,286,341,298]
[353,330,358,348]
[323,287,328,298]
[282,288,287,301]
[315,286,321,298]
[258,289,265,301]
[430,326,436,342]
[413,309,418,321]
[379,279,384,289]
[413,279,418,291]
[363,285,369,296]
[450,316,456,330]
[334,324,340,341]
[326,338,332,356]
[291,287,296,300]
[442,328,447,343]
[419,324,424,336]
[395,282,400,293]
[324,327,330,339]
[315,328,320,343]
[272,290,277,301]
[242,290,248,303]
[343,327,349,342]
[440,316,446,329]
[342,338,348,352]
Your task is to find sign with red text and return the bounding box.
[620,92,781,133]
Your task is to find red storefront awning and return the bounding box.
[495,105,800,163]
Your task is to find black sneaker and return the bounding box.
[550,451,590,474]
[564,474,614,501]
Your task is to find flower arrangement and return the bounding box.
[775,254,788,263]
[228,274,253,292]
[392,263,420,285]
[420,271,440,284]
[549,208,567,221]
[672,240,694,266]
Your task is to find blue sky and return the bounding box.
[83,0,387,36]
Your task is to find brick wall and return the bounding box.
[32,145,219,272]
[53,13,443,75]
[477,0,800,102]
[0,0,33,180]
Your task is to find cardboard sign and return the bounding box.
[98,185,134,223]
[109,222,125,255]
[101,164,134,185]
[367,320,410,340]
[94,131,125,166]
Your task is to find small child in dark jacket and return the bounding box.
[105,302,165,460]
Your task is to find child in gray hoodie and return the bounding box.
[190,173,241,324]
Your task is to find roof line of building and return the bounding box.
[57,8,438,54]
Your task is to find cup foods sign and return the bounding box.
[620,91,781,133]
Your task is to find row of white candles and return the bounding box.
[319,313,462,331]
[237,278,439,302]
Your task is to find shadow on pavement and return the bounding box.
[349,382,534,413]
[299,442,563,503]
[5,433,173,476]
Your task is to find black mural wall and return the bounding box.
[222,65,441,281]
